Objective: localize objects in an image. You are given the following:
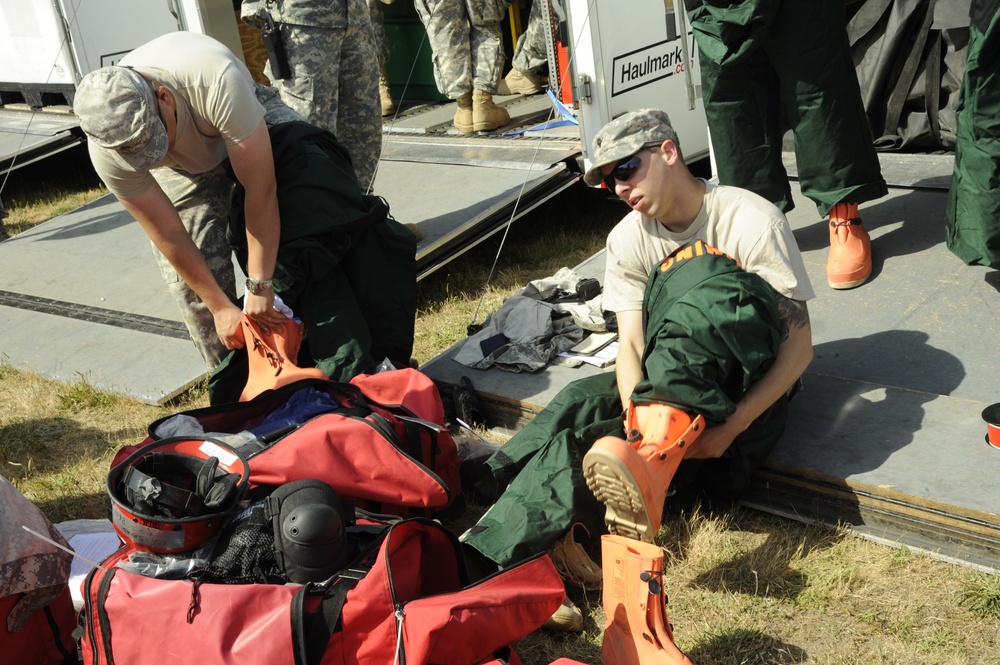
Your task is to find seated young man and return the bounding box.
[461,109,814,574]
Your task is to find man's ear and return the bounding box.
[660,139,679,162]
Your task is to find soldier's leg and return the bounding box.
[946,1,1000,269]
[269,22,343,134]
[512,0,548,74]
[687,3,792,212]
[466,0,506,92]
[765,0,886,216]
[254,83,306,126]
[149,166,236,370]
[414,0,474,98]
[336,0,382,192]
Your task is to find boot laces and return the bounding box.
[639,568,665,595]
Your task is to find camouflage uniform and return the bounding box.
[413,0,509,98]
[1,474,72,630]
[368,0,391,66]
[242,0,382,193]
[511,0,547,74]
[151,85,303,369]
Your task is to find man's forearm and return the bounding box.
[243,186,280,283]
[730,298,813,431]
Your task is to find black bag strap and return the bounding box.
[924,28,943,147]
[883,0,938,138]
[295,530,386,665]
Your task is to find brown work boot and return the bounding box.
[827,202,872,289]
[472,89,509,133]
[378,62,396,117]
[453,91,473,134]
[583,403,704,543]
[548,523,603,590]
[496,68,543,95]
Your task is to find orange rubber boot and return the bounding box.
[240,315,327,401]
[583,403,704,543]
[601,535,694,665]
[827,202,872,289]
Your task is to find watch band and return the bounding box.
[246,277,273,295]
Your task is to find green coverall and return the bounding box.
[686,0,887,215]
[946,0,1000,269]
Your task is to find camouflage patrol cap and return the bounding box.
[582,108,680,186]
[73,66,168,172]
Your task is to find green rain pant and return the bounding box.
[946,0,1000,269]
[462,372,788,567]
[687,0,887,215]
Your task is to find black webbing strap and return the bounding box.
[883,0,938,138]
[295,546,381,665]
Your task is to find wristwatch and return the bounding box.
[245,277,273,295]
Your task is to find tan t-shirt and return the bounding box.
[88,31,266,200]
[603,181,815,312]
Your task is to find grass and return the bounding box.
[2,150,999,664]
[1,146,106,238]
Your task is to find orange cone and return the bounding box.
[601,535,694,665]
[584,403,704,542]
[239,314,327,401]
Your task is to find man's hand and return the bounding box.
[215,303,246,350]
[243,291,286,334]
[683,417,742,459]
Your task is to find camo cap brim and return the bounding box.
[73,66,168,172]
[582,108,679,186]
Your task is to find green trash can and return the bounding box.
[383,1,448,102]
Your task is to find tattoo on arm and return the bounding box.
[774,293,810,342]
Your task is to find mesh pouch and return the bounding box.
[193,500,286,584]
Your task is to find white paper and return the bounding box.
[67,532,122,605]
[558,341,618,367]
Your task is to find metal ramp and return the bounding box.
[0,107,83,175]
[419,152,1000,571]
[0,92,584,404]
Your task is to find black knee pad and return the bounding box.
[266,479,357,584]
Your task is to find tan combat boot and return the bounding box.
[497,68,543,95]
[453,91,474,134]
[472,89,509,132]
[378,61,396,117]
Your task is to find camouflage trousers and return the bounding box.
[268,3,382,193]
[150,84,303,370]
[368,0,391,65]
[413,0,509,98]
[512,0,548,74]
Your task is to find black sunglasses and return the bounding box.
[602,152,644,190]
